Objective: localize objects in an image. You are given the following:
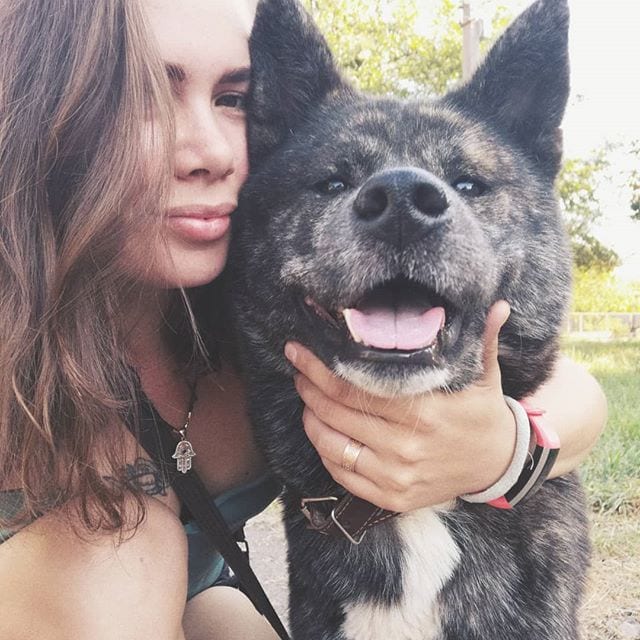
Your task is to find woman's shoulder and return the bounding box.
[0,495,188,639]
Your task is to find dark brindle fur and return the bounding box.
[229,0,590,637]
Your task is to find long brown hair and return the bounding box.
[0,0,179,533]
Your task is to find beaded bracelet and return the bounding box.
[460,396,560,509]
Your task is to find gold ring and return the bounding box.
[341,438,364,473]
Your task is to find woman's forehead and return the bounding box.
[142,0,256,44]
[142,0,254,73]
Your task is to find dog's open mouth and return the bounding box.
[304,277,462,364]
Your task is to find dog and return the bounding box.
[229,0,590,637]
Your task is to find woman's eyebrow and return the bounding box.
[219,66,251,85]
[163,63,250,86]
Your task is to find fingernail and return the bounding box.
[285,343,297,364]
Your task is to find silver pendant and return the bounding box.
[172,438,196,474]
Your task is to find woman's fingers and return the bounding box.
[304,410,424,513]
[321,459,418,513]
[294,374,398,447]
[303,407,375,473]
[480,300,511,385]
[299,389,394,469]
[296,373,431,462]
[284,342,368,410]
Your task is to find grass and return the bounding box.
[565,340,640,636]
[562,339,640,514]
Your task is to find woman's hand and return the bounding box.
[284,301,517,512]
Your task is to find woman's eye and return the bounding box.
[214,93,247,110]
[452,176,488,197]
[314,177,348,195]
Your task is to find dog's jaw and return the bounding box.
[334,361,454,397]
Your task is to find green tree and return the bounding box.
[303,0,462,96]
[556,153,619,271]
[572,268,640,312]
[303,0,516,97]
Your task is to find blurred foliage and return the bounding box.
[557,153,620,271]
[302,0,517,97]
[565,340,640,513]
[630,141,640,221]
[572,268,640,313]
[303,0,463,96]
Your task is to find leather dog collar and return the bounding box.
[300,493,398,544]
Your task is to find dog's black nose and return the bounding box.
[353,168,449,243]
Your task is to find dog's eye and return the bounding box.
[453,176,487,197]
[314,177,348,195]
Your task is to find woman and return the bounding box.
[0,0,605,638]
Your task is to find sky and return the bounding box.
[421,0,640,279]
[561,0,640,281]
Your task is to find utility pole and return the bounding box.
[461,2,483,81]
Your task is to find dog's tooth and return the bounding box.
[342,309,363,344]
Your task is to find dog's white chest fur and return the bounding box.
[341,508,460,640]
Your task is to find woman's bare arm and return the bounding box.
[0,496,188,640]
[528,354,607,479]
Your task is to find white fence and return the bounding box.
[564,312,640,338]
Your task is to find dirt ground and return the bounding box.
[245,505,640,638]
[245,503,290,630]
[582,512,640,640]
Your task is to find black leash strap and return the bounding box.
[129,396,291,640]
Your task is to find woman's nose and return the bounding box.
[174,104,235,182]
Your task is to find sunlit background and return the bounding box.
[428,0,640,279]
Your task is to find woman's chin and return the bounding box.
[168,262,227,289]
[119,235,230,290]
[163,242,229,289]
[135,256,227,290]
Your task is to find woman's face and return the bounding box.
[141,0,254,289]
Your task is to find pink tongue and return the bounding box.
[344,306,446,350]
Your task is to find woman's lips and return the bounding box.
[168,204,234,243]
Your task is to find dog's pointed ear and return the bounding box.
[248,0,344,166]
[445,0,570,179]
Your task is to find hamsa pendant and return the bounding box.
[172,438,196,474]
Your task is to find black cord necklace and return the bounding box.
[170,378,198,474]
